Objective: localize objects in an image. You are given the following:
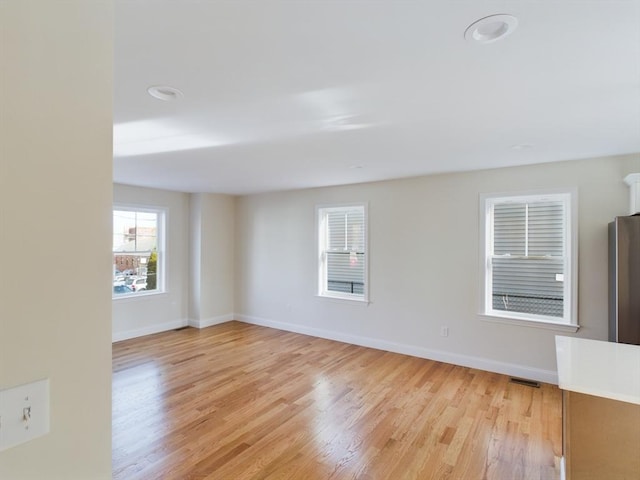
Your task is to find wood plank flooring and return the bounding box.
[112,322,561,480]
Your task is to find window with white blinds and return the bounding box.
[481,192,576,325]
[317,204,368,301]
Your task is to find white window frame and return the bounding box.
[112,204,166,299]
[479,189,578,332]
[317,203,369,303]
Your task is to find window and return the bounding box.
[480,191,577,327]
[113,207,164,296]
[318,204,368,301]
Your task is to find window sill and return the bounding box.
[480,313,579,333]
[112,290,167,302]
[316,294,370,306]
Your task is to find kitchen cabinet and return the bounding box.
[556,336,640,480]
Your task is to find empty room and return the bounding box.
[1,1,640,480]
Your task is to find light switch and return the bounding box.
[0,379,50,451]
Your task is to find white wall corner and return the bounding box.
[188,313,235,329]
[235,314,558,385]
[112,319,189,343]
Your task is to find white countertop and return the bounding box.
[555,336,640,405]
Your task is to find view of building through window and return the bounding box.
[113,209,160,295]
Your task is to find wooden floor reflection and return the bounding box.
[113,322,561,479]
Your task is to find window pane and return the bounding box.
[113,210,136,252]
[492,257,564,318]
[346,209,365,252]
[484,192,573,324]
[528,201,564,257]
[327,211,346,251]
[326,252,365,294]
[493,203,526,255]
[327,208,364,252]
[491,199,565,317]
[113,209,160,295]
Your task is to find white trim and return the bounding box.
[112,290,167,301]
[235,314,558,384]
[314,294,370,306]
[112,318,188,343]
[188,313,235,329]
[111,314,236,342]
[480,314,579,333]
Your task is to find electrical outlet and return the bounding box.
[0,379,50,452]
[440,326,449,337]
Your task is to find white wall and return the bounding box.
[112,154,640,382]
[189,193,236,328]
[112,188,236,339]
[235,154,640,383]
[112,184,190,341]
[0,2,112,478]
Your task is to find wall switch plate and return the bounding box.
[0,379,50,451]
[440,326,449,337]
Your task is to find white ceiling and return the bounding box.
[114,1,640,195]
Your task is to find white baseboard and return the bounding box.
[112,318,188,343]
[112,314,235,343]
[235,314,558,384]
[113,313,558,384]
[188,313,234,329]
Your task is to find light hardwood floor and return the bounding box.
[113,322,561,480]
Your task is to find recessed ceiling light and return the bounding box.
[465,14,518,44]
[349,165,365,169]
[147,85,184,101]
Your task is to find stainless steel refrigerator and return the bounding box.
[609,215,640,345]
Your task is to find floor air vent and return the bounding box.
[174,326,189,331]
[509,377,540,388]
